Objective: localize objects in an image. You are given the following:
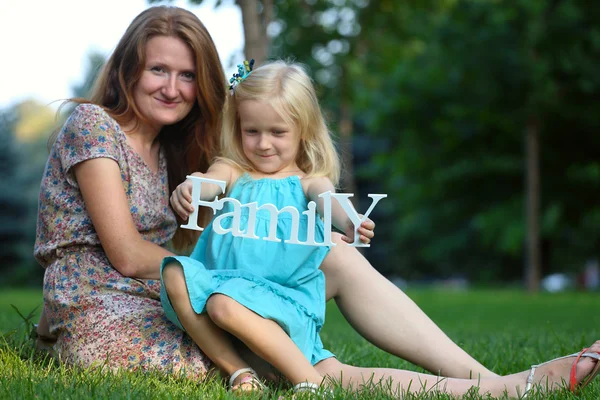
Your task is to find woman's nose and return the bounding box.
[161,76,178,99]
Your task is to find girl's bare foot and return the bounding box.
[229,368,265,393]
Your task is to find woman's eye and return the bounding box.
[182,72,196,81]
[150,66,165,74]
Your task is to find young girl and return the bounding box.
[161,60,600,398]
[161,59,373,395]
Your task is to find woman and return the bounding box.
[34,5,599,396]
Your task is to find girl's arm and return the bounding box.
[305,177,375,244]
[170,160,235,220]
[75,158,173,279]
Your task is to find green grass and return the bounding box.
[1,288,599,399]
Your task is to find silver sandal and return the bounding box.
[523,348,600,398]
[229,367,265,393]
[292,382,333,398]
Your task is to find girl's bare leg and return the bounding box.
[321,233,497,379]
[206,293,324,386]
[315,345,600,398]
[163,262,323,386]
[162,263,252,383]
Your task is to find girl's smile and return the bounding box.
[238,100,301,176]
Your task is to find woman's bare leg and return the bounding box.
[315,345,600,398]
[35,306,52,338]
[321,233,497,379]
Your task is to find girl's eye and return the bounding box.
[244,129,258,135]
[273,131,286,135]
[150,66,165,73]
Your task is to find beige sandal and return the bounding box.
[292,382,333,398]
[229,367,265,393]
[523,348,600,397]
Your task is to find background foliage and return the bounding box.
[1,0,598,286]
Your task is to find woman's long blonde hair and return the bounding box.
[220,60,340,185]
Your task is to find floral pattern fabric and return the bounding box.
[34,104,210,377]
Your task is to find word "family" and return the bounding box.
[181,176,387,247]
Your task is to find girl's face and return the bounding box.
[132,35,197,135]
[238,100,301,176]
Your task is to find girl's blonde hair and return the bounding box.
[220,60,340,185]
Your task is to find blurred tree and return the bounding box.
[62,51,107,118]
[71,51,107,100]
[14,100,56,143]
[149,0,270,65]
[147,0,599,284]
[0,50,108,287]
[0,108,29,279]
[351,0,600,283]
[0,102,56,286]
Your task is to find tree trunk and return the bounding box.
[339,101,356,198]
[237,0,267,65]
[525,116,541,292]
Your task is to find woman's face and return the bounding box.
[133,35,197,134]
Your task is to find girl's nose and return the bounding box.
[257,134,272,150]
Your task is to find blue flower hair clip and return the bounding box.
[228,59,255,91]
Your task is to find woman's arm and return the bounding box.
[75,157,173,279]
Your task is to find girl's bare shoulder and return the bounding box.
[301,176,335,198]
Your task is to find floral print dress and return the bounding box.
[34,104,210,377]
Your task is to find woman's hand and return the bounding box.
[170,178,195,220]
[341,217,375,245]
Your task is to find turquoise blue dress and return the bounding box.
[160,173,334,365]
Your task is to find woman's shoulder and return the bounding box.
[68,103,117,127]
[54,103,123,159]
[58,103,122,144]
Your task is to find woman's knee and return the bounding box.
[315,358,361,387]
[321,233,355,299]
[315,357,350,379]
[205,294,240,329]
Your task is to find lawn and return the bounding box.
[1,288,598,399]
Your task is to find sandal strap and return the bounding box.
[570,348,588,391]
[570,348,600,392]
[524,348,600,397]
[229,367,257,388]
[293,382,333,398]
[293,382,320,393]
[524,365,536,396]
[236,375,264,389]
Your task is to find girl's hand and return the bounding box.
[341,217,375,245]
[170,179,195,220]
